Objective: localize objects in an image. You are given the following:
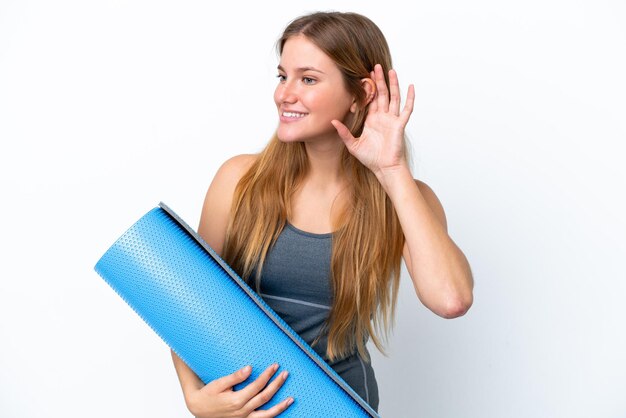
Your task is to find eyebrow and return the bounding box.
[277,65,326,74]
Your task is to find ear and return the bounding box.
[350,77,376,113]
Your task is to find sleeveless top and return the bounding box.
[259,223,379,412]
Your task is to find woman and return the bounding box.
[172,11,473,418]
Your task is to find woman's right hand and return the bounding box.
[172,351,293,418]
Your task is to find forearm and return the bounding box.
[171,349,203,408]
[376,164,474,318]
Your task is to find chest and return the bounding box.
[260,224,333,307]
[289,183,348,234]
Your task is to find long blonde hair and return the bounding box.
[222,12,406,362]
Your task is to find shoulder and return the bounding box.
[414,179,448,230]
[198,154,258,253]
[205,153,259,206]
[214,153,258,184]
[207,154,258,195]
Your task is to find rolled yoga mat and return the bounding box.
[94,202,379,417]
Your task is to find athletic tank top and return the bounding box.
[259,223,379,411]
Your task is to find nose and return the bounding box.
[275,79,298,105]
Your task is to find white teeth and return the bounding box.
[283,111,306,118]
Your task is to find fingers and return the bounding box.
[209,365,253,393]
[237,363,281,401]
[201,364,293,417]
[400,84,416,125]
[249,397,294,418]
[331,119,357,149]
[243,365,291,412]
[373,64,389,112]
[388,68,401,116]
[370,64,412,119]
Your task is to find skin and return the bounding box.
[333,63,474,318]
[172,34,474,417]
[274,35,356,147]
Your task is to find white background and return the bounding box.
[1,0,625,417]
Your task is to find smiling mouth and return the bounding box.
[282,111,308,119]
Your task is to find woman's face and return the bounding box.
[274,35,355,144]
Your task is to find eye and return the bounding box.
[276,74,286,82]
[303,77,316,85]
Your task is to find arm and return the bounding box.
[196,154,256,255]
[170,154,294,417]
[378,169,473,318]
[333,64,473,319]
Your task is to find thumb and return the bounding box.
[331,120,356,149]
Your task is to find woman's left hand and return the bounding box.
[332,63,415,178]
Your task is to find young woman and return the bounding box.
[171,11,473,418]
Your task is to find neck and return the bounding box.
[303,139,346,186]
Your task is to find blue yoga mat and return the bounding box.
[94,202,379,417]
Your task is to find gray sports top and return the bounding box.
[259,223,379,411]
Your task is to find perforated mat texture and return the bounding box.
[94,203,379,417]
